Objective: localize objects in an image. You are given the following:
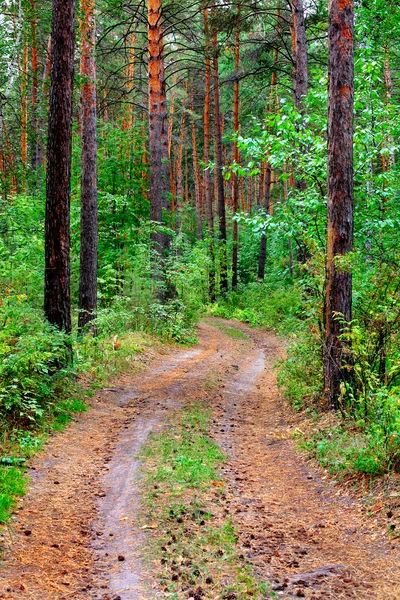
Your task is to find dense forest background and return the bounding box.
[1,0,400,481]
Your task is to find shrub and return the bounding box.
[0,296,71,425]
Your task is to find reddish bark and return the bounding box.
[30,0,39,170]
[44,0,76,333]
[324,0,354,409]
[212,12,228,294]
[203,7,216,301]
[148,0,171,296]
[291,0,308,113]
[20,39,28,168]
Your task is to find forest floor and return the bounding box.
[0,318,399,599]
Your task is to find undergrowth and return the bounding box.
[0,291,197,528]
[140,403,273,598]
[211,280,400,480]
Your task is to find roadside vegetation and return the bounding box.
[1,0,400,546]
[140,402,273,599]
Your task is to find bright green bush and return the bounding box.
[0,296,72,425]
[208,281,304,335]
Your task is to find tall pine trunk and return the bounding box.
[203,7,216,301]
[44,0,76,333]
[191,118,202,240]
[212,15,228,295]
[30,0,39,171]
[232,6,240,289]
[78,0,98,332]
[148,0,171,297]
[323,0,354,409]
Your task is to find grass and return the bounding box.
[0,466,27,525]
[0,330,165,529]
[140,402,274,598]
[212,322,248,340]
[294,413,393,477]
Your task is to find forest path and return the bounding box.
[0,319,399,599]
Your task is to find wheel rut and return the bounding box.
[0,319,399,599]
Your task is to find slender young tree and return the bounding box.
[324,0,354,409]
[257,162,272,280]
[20,38,28,170]
[78,0,98,332]
[212,11,228,294]
[44,0,76,333]
[291,0,308,114]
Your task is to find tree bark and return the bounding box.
[78,0,98,332]
[257,163,271,280]
[20,38,28,169]
[212,14,228,294]
[44,0,76,333]
[203,7,216,301]
[30,0,39,170]
[35,35,52,170]
[148,0,171,296]
[147,0,174,298]
[232,6,241,289]
[192,118,202,240]
[291,0,308,114]
[323,0,354,410]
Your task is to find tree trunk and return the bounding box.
[291,0,308,114]
[176,111,185,221]
[44,0,76,333]
[35,35,52,170]
[257,163,271,280]
[323,0,354,410]
[78,0,98,333]
[20,38,28,170]
[192,119,202,240]
[30,0,39,170]
[203,7,216,301]
[212,15,228,294]
[232,6,241,289]
[168,73,177,205]
[148,0,171,296]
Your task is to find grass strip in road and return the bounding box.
[212,323,248,340]
[140,402,273,599]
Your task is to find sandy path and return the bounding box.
[0,320,399,599]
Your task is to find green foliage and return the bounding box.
[278,332,322,411]
[0,296,72,425]
[0,466,27,525]
[148,300,198,344]
[299,397,400,476]
[208,282,304,335]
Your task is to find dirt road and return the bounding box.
[0,319,399,599]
